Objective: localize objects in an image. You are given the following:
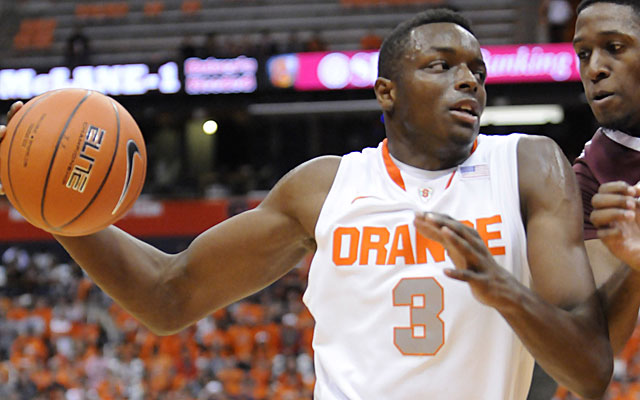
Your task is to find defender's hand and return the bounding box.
[591,181,640,270]
[0,101,24,195]
[414,212,517,308]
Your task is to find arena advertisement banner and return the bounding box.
[0,43,580,100]
[266,42,581,91]
[0,198,229,241]
[183,56,259,95]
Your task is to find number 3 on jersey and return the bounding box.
[393,277,445,356]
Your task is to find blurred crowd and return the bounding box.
[4,242,640,399]
[0,245,315,400]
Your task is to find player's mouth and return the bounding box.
[591,91,615,105]
[449,100,480,125]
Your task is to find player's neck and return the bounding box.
[386,136,475,171]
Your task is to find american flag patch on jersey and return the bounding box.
[460,164,489,179]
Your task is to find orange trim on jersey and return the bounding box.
[470,138,478,155]
[382,139,406,191]
[444,170,456,189]
[444,138,477,190]
[382,138,478,192]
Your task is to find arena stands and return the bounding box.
[0,244,316,399]
[2,0,530,69]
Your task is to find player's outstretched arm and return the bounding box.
[52,155,339,335]
[0,101,340,336]
[415,135,612,399]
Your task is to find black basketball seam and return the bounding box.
[4,90,59,224]
[41,90,93,229]
[56,99,122,231]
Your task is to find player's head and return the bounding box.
[375,9,486,157]
[378,8,475,81]
[574,0,640,133]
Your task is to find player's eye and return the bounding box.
[575,49,590,60]
[427,61,449,71]
[606,42,623,53]
[474,69,487,83]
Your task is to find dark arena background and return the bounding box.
[0,1,629,399]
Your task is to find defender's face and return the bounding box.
[574,4,640,133]
[392,23,487,146]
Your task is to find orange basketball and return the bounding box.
[0,88,147,236]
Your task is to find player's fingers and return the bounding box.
[597,181,634,196]
[592,193,637,210]
[633,181,640,197]
[0,125,4,195]
[596,226,621,239]
[590,208,635,228]
[443,267,482,282]
[426,212,485,250]
[7,101,23,121]
[439,226,481,270]
[414,213,448,243]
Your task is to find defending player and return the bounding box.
[528,1,640,398]
[572,0,640,355]
[0,9,613,399]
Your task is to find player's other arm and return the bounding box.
[588,181,640,353]
[515,135,612,397]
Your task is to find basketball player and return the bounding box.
[0,9,613,399]
[528,1,640,399]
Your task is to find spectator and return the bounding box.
[304,31,326,52]
[360,29,382,50]
[200,32,221,58]
[179,35,198,61]
[65,26,91,68]
[539,0,573,42]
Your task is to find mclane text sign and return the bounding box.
[0,62,180,100]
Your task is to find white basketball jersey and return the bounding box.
[304,134,534,400]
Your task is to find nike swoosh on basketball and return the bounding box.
[112,140,140,215]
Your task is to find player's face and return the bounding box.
[574,4,640,134]
[392,23,487,147]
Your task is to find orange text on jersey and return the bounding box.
[332,215,506,266]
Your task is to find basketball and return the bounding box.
[0,88,147,236]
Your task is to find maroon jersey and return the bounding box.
[573,128,640,240]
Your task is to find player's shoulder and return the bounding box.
[260,155,342,234]
[516,134,563,167]
[516,134,576,206]
[286,155,342,187]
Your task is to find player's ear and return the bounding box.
[374,77,395,113]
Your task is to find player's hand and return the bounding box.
[590,181,640,270]
[414,212,517,308]
[0,101,24,195]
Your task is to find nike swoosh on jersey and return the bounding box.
[351,195,384,204]
[111,139,141,215]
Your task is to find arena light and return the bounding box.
[203,119,218,135]
[249,100,565,126]
[480,104,564,126]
